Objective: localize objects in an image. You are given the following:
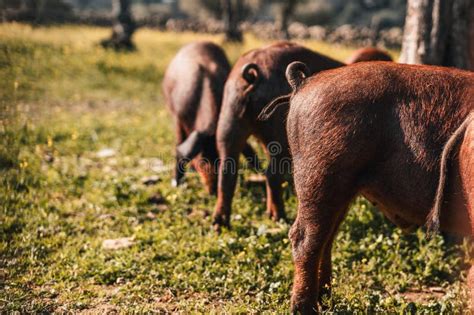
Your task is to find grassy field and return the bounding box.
[0,23,471,313]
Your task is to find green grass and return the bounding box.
[0,23,469,313]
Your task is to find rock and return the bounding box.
[257,224,285,236]
[115,277,125,284]
[44,153,54,163]
[141,175,160,186]
[249,21,280,40]
[165,18,224,34]
[146,211,157,219]
[288,22,309,39]
[102,237,134,250]
[328,24,358,43]
[139,158,171,173]
[96,148,116,158]
[379,27,403,48]
[308,25,327,41]
[98,214,114,220]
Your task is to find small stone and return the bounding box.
[146,211,157,219]
[96,148,116,158]
[116,277,125,284]
[44,153,54,163]
[102,237,134,250]
[141,175,160,186]
[98,214,114,220]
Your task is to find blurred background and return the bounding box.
[2,0,407,48]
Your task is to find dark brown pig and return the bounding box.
[279,61,473,313]
[212,42,344,229]
[162,41,259,194]
[345,47,393,64]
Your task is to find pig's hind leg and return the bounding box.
[172,122,187,187]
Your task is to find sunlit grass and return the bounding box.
[0,23,468,313]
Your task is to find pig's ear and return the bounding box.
[286,61,310,91]
[177,131,204,160]
[241,63,260,86]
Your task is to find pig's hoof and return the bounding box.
[269,211,287,223]
[207,185,217,196]
[290,304,317,314]
[212,216,230,233]
[291,297,318,314]
[213,223,222,234]
[171,178,181,187]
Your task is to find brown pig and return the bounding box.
[345,47,393,64]
[278,61,473,313]
[212,42,345,229]
[162,41,259,194]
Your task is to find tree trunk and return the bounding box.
[277,0,297,39]
[171,0,181,17]
[467,1,474,70]
[221,0,242,42]
[399,0,472,70]
[101,0,136,51]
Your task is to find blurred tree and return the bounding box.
[2,0,74,23]
[360,0,389,10]
[221,0,242,42]
[276,0,297,39]
[399,0,472,70]
[171,0,180,16]
[292,1,333,26]
[76,0,92,10]
[101,0,136,51]
[470,4,474,71]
